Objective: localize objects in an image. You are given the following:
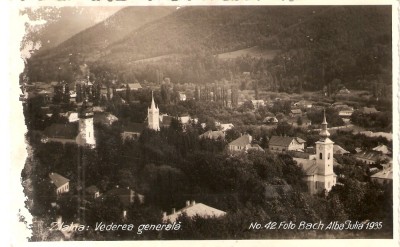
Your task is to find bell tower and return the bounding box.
[148,91,160,131]
[315,110,335,191]
[78,100,96,148]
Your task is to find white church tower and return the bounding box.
[77,100,96,148]
[148,91,160,131]
[314,110,336,192]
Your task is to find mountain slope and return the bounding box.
[34,6,176,62]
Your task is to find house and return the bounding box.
[102,186,144,208]
[94,112,118,126]
[67,112,79,123]
[228,134,255,152]
[370,165,392,185]
[353,150,388,165]
[293,100,313,109]
[179,115,191,125]
[85,185,100,199]
[338,86,350,94]
[128,83,142,91]
[268,136,306,153]
[162,200,226,223]
[333,144,350,155]
[121,123,145,142]
[372,144,391,155]
[49,172,70,196]
[199,130,225,140]
[251,100,265,109]
[263,116,279,124]
[179,92,187,101]
[219,123,234,132]
[290,109,302,117]
[338,108,354,118]
[360,107,378,114]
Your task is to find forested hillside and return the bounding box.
[26,6,392,94]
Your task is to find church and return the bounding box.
[148,91,160,131]
[293,112,337,194]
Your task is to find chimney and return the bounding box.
[191,200,196,206]
[172,208,176,214]
[186,200,190,207]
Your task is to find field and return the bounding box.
[217,46,280,60]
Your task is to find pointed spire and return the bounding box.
[319,109,330,138]
[150,91,157,109]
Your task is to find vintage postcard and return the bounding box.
[6,0,399,246]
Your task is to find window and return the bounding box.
[319,153,322,159]
[315,181,318,189]
[328,153,330,160]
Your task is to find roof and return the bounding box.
[128,83,142,90]
[295,159,318,175]
[291,109,302,114]
[103,187,136,207]
[354,150,385,162]
[361,107,378,114]
[371,167,393,180]
[229,134,252,147]
[43,123,79,140]
[94,112,118,126]
[161,116,173,126]
[289,150,312,159]
[220,123,234,131]
[269,136,306,147]
[373,144,391,154]
[163,202,226,223]
[85,185,99,194]
[248,144,264,152]
[333,144,350,155]
[199,130,225,140]
[122,123,145,133]
[49,173,70,188]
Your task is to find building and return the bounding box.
[338,108,354,118]
[121,123,145,142]
[290,109,302,117]
[179,92,187,101]
[219,123,234,132]
[128,83,142,91]
[263,116,279,124]
[76,101,96,148]
[333,144,350,155]
[354,150,388,165]
[42,123,80,145]
[148,91,160,131]
[360,107,379,114]
[268,136,306,153]
[102,186,144,208]
[49,172,70,196]
[370,165,392,185]
[294,100,313,109]
[199,130,225,140]
[85,185,100,199]
[162,200,226,223]
[251,100,265,109]
[228,134,252,152]
[372,144,391,155]
[94,112,118,126]
[295,112,337,194]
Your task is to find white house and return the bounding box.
[49,172,70,196]
[162,200,226,223]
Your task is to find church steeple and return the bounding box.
[319,109,330,139]
[148,91,160,131]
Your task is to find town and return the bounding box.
[19,5,393,241]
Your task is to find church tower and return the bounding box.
[315,110,336,191]
[78,100,96,148]
[148,91,160,131]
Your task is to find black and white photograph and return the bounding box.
[7,1,398,244]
